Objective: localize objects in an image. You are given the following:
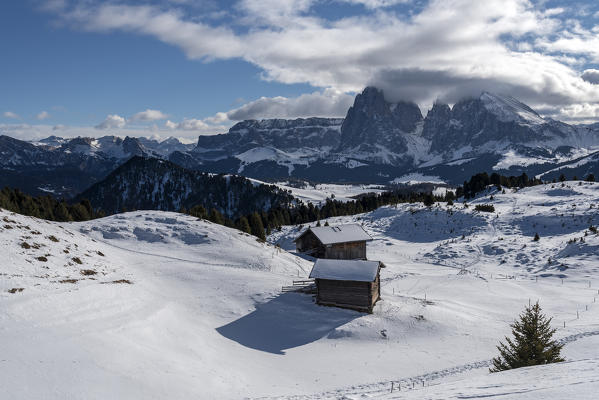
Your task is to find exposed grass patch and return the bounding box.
[80,269,97,276]
[59,279,78,284]
[20,242,31,249]
[96,251,105,257]
[63,249,69,254]
[3,216,16,223]
[8,288,24,293]
[47,235,59,242]
[72,257,83,265]
[31,230,41,235]
[107,279,132,284]
[3,224,13,229]
[36,256,48,262]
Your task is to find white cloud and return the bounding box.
[131,109,169,121]
[337,0,409,9]
[95,114,126,129]
[43,0,599,121]
[225,89,354,121]
[165,120,179,129]
[203,112,229,124]
[36,111,51,120]
[2,111,20,119]
[171,118,210,130]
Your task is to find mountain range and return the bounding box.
[1,87,598,197]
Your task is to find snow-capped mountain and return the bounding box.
[0,135,192,197]
[184,87,599,184]
[2,88,598,196]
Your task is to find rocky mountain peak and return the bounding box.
[122,136,146,156]
[422,101,451,140]
[339,86,423,153]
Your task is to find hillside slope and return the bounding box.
[76,156,296,218]
[2,182,599,399]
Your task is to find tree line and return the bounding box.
[183,189,449,240]
[1,170,595,240]
[0,187,104,222]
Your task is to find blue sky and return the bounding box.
[1,0,599,140]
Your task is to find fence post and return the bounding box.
[391,382,394,393]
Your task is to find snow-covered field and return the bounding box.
[2,181,599,399]
[254,179,387,204]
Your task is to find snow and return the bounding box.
[481,92,546,125]
[375,357,599,399]
[235,146,320,174]
[444,157,475,166]
[310,259,380,282]
[250,180,387,205]
[390,173,446,184]
[2,181,599,399]
[300,223,372,245]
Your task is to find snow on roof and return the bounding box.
[298,224,372,245]
[309,259,381,282]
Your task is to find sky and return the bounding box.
[1,0,599,141]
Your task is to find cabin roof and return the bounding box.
[309,259,382,282]
[295,224,372,245]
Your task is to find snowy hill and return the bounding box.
[2,182,599,399]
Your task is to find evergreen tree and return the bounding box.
[249,212,266,240]
[237,216,251,234]
[558,173,566,182]
[54,202,73,222]
[586,174,595,182]
[189,205,207,219]
[209,208,225,225]
[423,193,435,207]
[490,302,564,372]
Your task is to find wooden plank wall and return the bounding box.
[316,279,372,310]
[296,230,325,257]
[325,242,366,260]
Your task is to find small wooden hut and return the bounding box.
[309,259,384,313]
[294,224,372,260]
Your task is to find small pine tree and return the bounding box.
[316,220,321,227]
[558,173,566,182]
[533,232,540,241]
[586,174,595,182]
[324,221,329,226]
[490,302,564,372]
[423,193,434,207]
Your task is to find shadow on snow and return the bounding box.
[216,292,360,355]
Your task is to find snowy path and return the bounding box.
[264,328,599,400]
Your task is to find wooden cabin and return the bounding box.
[294,224,372,260]
[309,259,384,313]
